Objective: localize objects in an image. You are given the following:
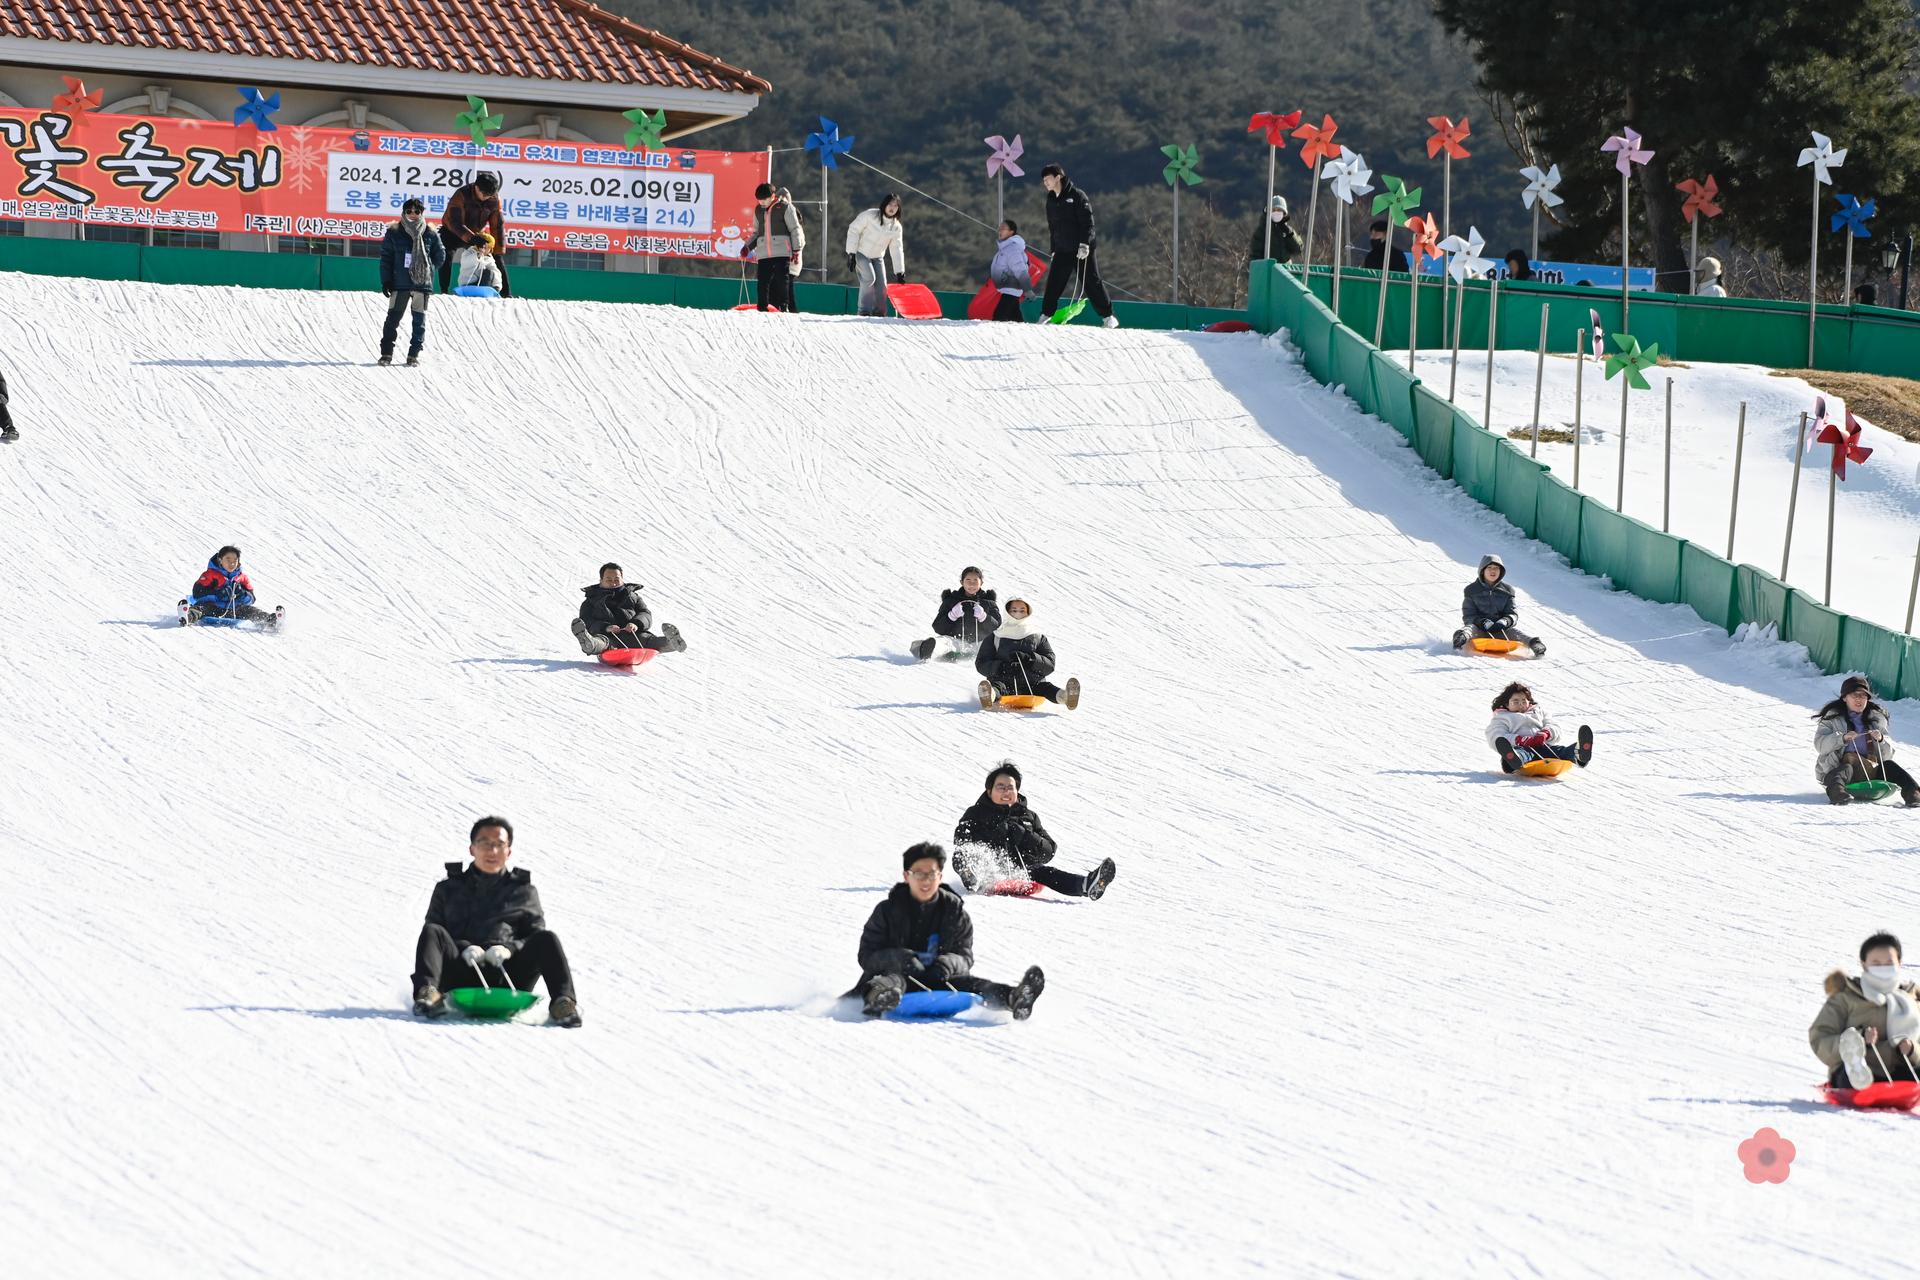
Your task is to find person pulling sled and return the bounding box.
[1454,554,1545,656]
[1487,681,1592,773]
[975,597,1079,708]
[912,565,1000,660]
[953,761,1116,899]
[179,545,279,627]
[570,563,687,656]
[1814,676,1919,806]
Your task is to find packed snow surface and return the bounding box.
[1,274,1917,1278]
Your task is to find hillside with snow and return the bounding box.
[0,274,1915,1278]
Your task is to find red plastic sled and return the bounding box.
[987,878,1042,897]
[886,283,942,320]
[597,647,658,667]
[731,303,781,312]
[1822,1080,1920,1111]
[1203,320,1254,333]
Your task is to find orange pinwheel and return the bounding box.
[1248,110,1303,147]
[1675,175,1723,222]
[52,76,103,113]
[1406,213,1443,265]
[1292,114,1339,168]
[1426,116,1471,160]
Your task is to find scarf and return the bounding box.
[996,616,1037,641]
[1863,971,1920,1044]
[404,219,432,287]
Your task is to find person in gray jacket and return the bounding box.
[744,183,807,313]
[1814,676,1918,806]
[987,221,1031,321]
[1453,554,1545,656]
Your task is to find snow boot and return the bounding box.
[1102,315,1119,330]
[1529,637,1547,657]
[1575,725,1594,767]
[549,996,583,1029]
[413,985,447,1019]
[977,680,999,709]
[1494,736,1522,774]
[378,354,392,366]
[1059,677,1081,710]
[1825,770,1853,806]
[570,617,608,655]
[910,637,935,662]
[0,424,18,442]
[660,622,686,653]
[405,356,420,367]
[1084,857,1117,901]
[1007,966,1046,1020]
[862,973,905,1017]
[1904,788,1920,809]
[1838,1027,1874,1088]
[1452,629,1470,650]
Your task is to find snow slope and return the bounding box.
[1,274,1917,1279]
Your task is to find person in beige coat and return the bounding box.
[844,194,906,317]
[1809,931,1920,1088]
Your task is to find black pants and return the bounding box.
[380,289,429,359]
[983,662,1062,702]
[992,293,1024,321]
[953,846,1086,896]
[1041,250,1113,320]
[1835,756,1919,793]
[187,603,274,624]
[412,923,576,1002]
[851,950,1015,1008]
[756,258,792,312]
[1509,742,1580,766]
[590,628,679,653]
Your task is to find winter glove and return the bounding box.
[1515,731,1550,749]
[847,253,857,273]
[896,273,908,283]
[948,604,966,621]
[383,288,393,298]
[460,945,486,970]
[484,945,513,967]
[1076,244,1090,260]
[971,603,986,621]
[1869,729,1886,742]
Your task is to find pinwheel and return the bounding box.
[1814,410,1874,604]
[1799,131,1847,362]
[1161,144,1203,303]
[1368,176,1421,345]
[1402,213,1443,369]
[1439,227,1493,282]
[1321,147,1373,312]
[1675,175,1723,293]
[1425,115,1471,238]
[51,76,102,113]
[1292,115,1340,273]
[1247,111,1302,262]
[1831,193,1877,303]
[985,133,1024,225]
[623,108,666,152]
[1600,127,1653,323]
[1519,163,1562,261]
[232,86,280,132]
[804,116,855,170]
[1605,333,1659,510]
[456,95,503,148]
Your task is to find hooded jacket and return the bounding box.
[424,861,547,953]
[844,207,905,275]
[954,792,1057,868]
[441,182,505,253]
[744,197,806,260]
[975,616,1055,685]
[1814,703,1894,783]
[990,235,1031,295]
[933,586,1001,640]
[579,582,653,635]
[1044,182,1096,255]
[1809,968,1920,1082]
[1463,555,1518,628]
[1249,212,1303,265]
[190,557,255,610]
[857,882,974,982]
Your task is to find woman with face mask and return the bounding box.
[1810,932,1920,1089]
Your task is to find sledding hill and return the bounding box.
[0,275,1913,1277]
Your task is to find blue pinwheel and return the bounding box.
[1831,193,1878,301]
[233,86,280,131]
[804,117,855,170]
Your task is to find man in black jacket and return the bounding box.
[411,816,582,1027]
[911,565,1001,660]
[1361,218,1409,272]
[1039,163,1117,328]
[570,562,687,656]
[953,761,1116,899]
[1452,553,1545,656]
[851,843,1046,1019]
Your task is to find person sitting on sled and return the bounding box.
[411,816,581,1027]
[570,562,687,656]
[953,761,1116,899]
[1810,931,1920,1089]
[975,597,1080,708]
[849,842,1046,1020]
[184,545,277,627]
[912,565,1001,660]
[1814,676,1919,807]
[1454,554,1545,656]
[1486,681,1592,773]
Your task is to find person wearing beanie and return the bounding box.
[1362,217,1409,272]
[1453,553,1545,656]
[743,182,806,313]
[1809,931,1920,1088]
[953,762,1116,900]
[180,545,278,628]
[975,596,1080,708]
[440,170,509,296]
[847,842,1046,1019]
[911,566,1001,661]
[1813,676,1918,806]
[1486,681,1593,774]
[570,562,687,656]
[377,197,445,366]
[1695,256,1727,298]
[1248,194,1302,266]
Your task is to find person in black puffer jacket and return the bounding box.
[1453,554,1545,656]
[976,596,1079,707]
[848,842,1046,1019]
[953,761,1116,899]
[570,562,687,656]
[410,816,581,1027]
[911,565,1001,660]
[1039,163,1115,327]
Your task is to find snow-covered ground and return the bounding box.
[1,274,1917,1278]
[1410,347,1920,630]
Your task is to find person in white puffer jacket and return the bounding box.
[845,193,906,317]
[1486,681,1592,774]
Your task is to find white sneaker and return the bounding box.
[1839,1026,1875,1088]
[1102,315,1119,329]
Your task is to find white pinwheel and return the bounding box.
[1798,131,1846,184]
[1323,146,1374,204]
[1519,164,1563,209]
[1439,226,1493,282]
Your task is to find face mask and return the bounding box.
[1864,964,1903,993]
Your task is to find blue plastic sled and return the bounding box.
[884,990,985,1021]
[194,616,244,627]
[453,284,500,298]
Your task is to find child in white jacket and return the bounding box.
[1487,681,1593,773]
[845,194,906,317]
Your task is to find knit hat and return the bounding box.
[984,760,1022,791]
[1269,195,1288,217]
[1841,675,1873,697]
[477,232,496,252]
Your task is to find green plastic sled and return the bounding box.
[1048,298,1087,325]
[446,988,543,1019]
[1846,779,1901,803]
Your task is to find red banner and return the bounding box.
[0,108,771,261]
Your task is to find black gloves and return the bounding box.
[847,253,857,273]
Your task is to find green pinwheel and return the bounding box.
[623,108,666,152]
[1604,333,1658,390]
[1370,174,1421,227]
[456,95,503,147]
[1160,143,1202,187]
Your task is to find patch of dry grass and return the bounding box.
[1507,426,1576,444]
[1769,369,1920,442]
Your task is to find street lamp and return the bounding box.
[1882,234,1914,310]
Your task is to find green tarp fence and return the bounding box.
[1250,260,1918,699]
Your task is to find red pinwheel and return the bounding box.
[1292,114,1340,168]
[1675,175,1723,222]
[52,76,102,113]
[1248,110,1303,147]
[1425,116,1471,160]
[1405,213,1443,265]
[1816,412,1872,478]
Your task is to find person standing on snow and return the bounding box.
[377,198,445,367]
[845,193,906,317]
[1454,554,1546,656]
[411,816,582,1028]
[952,761,1117,899]
[570,562,687,656]
[181,545,277,627]
[1249,195,1303,265]
[912,565,1000,660]
[975,596,1080,708]
[847,842,1047,1019]
[1814,676,1919,806]
[1487,681,1592,774]
[744,183,806,313]
[987,220,1032,321]
[0,368,17,442]
[1810,931,1920,1088]
[440,171,509,296]
[1039,163,1117,328]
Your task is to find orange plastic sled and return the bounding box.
[996,694,1048,711]
[1471,637,1525,654]
[1519,758,1573,778]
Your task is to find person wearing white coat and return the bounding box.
[1486,681,1592,774]
[845,194,906,317]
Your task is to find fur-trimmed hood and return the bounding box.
[1824,967,1920,997]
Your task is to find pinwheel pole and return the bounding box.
[1602,129,1651,326]
[985,134,1025,228]
[1573,330,1587,488]
[804,118,856,293]
[1726,402,1748,560]
[1603,334,1658,512]
[1483,276,1499,428]
[1160,145,1203,303]
[1405,215,1440,371]
[1248,113,1300,262]
[1799,133,1847,365]
[1370,176,1419,347]
[1781,413,1809,580]
[1291,116,1337,275]
[1833,196,1876,302]
[1529,306,1548,458]
[1323,148,1372,318]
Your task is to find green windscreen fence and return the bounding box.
[1252,261,1916,698]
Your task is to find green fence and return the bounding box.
[1249,261,1920,699]
[0,236,1244,331]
